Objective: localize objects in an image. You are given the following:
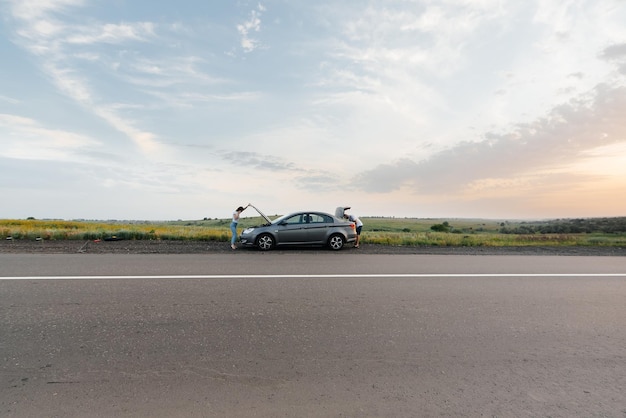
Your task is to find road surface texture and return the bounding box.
[1,244,625,417]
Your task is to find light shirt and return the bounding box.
[347,214,363,227]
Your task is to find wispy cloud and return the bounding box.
[65,22,156,45]
[5,0,164,153]
[326,1,507,75]
[237,3,266,53]
[293,173,343,192]
[0,113,101,160]
[218,150,300,172]
[0,95,20,104]
[8,0,84,21]
[117,56,232,92]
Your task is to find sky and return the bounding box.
[1,0,625,221]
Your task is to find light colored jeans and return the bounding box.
[230,221,238,245]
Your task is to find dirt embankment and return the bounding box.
[1,239,625,256]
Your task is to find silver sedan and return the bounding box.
[239,209,357,251]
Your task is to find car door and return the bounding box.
[275,214,307,243]
[301,213,331,243]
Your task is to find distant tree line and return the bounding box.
[499,217,626,234]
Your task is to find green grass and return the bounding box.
[0,219,229,242]
[1,217,625,247]
[360,231,620,247]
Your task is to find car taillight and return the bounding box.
[350,223,355,229]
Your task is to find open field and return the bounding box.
[2,217,626,248]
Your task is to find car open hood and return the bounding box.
[248,204,273,224]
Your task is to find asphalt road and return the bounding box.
[1,253,626,417]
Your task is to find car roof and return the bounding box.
[285,211,334,216]
[273,211,343,222]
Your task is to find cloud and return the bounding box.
[327,0,507,75]
[36,61,163,153]
[293,173,343,192]
[600,42,626,75]
[218,150,300,172]
[65,22,156,45]
[0,95,20,104]
[7,0,84,21]
[5,1,163,153]
[0,113,102,160]
[143,90,261,109]
[353,83,626,194]
[237,4,266,52]
[600,43,626,60]
[113,56,258,106]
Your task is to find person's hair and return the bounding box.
[236,206,245,212]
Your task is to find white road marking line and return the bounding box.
[1,273,625,280]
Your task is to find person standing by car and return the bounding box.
[345,211,363,248]
[231,204,249,249]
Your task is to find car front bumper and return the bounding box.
[238,235,255,246]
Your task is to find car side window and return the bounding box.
[283,215,303,224]
[309,214,327,223]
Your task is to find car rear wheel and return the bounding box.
[256,233,275,251]
[328,234,345,251]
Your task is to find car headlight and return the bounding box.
[243,228,255,234]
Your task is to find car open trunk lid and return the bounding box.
[335,206,350,218]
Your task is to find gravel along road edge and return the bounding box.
[1,239,625,256]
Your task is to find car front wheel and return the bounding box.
[256,233,275,251]
[328,234,345,251]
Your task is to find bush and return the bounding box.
[430,222,450,232]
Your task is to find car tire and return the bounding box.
[328,234,345,251]
[256,233,275,251]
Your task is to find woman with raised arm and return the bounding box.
[230,204,249,249]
